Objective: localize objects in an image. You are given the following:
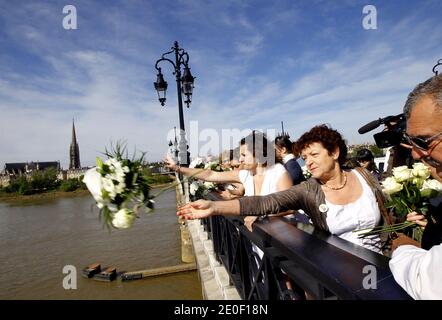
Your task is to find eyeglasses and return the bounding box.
[403,131,442,151]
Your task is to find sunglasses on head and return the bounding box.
[403,131,442,151]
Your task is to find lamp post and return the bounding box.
[154,41,195,167]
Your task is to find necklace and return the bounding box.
[323,172,347,190]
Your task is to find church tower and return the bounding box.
[69,119,81,169]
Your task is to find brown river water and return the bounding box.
[0,187,202,299]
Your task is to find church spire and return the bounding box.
[69,119,81,169]
[71,118,77,144]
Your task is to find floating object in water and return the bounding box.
[121,263,196,281]
[93,267,117,282]
[82,263,101,278]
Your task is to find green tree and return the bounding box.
[349,144,385,158]
[5,176,30,194]
[368,145,384,157]
[59,178,82,192]
[30,167,59,191]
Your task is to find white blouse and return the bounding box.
[239,163,288,260]
[238,163,287,196]
[325,170,382,253]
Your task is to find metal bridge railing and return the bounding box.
[202,193,411,300]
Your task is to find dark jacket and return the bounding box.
[421,195,442,250]
[284,158,305,185]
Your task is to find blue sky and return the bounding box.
[1,0,442,169]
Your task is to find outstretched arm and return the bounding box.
[177,199,240,220]
[164,154,240,183]
[177,184,303,220]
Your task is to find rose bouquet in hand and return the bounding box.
[383,164,441,217]
[354,163,442,239]
[82,142,155,230]
[189,181,217,201]
[187,158,227,201]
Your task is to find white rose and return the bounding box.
[190,181,200,196]
[411,177,425,188]
[102,177,117,199]
[203,181,216,190]
[421,179,442,192]
[381,177,403,195]
[105,158,119,168]
[83,168,104,202]
[112,208,135,229]
[114,168,126,183]
[411,162,431,179]
[189,158,204,168]
[114,182,126,195]
[392,166,412,182]
[301,165,311,177]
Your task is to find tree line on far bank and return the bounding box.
[0,168,85,195]
[0,167,174,196]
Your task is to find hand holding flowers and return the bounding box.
[406,211,428,227]
[354,163,442,240]
[383,164,441,218]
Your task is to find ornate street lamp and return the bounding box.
[154,41,195,166]
[154,68,168,106]
[181,66,195,107]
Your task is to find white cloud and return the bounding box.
[235,34,264,54]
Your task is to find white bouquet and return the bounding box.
[354,162,442,239]
[301,165,312,179]
[189,157,205,169]
[204,161,222,171]
[82,143,155,230]
[189,180,217,201]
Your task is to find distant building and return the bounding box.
[69,119,81,169]
[0,120,83,186]
[4,161,60,175]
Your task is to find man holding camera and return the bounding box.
[389,74,442,299]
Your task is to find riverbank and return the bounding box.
[0,182,175,205]
[0,188,91,205]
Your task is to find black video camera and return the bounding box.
[358,113,406,148]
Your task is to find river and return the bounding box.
[0,187,202,299]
